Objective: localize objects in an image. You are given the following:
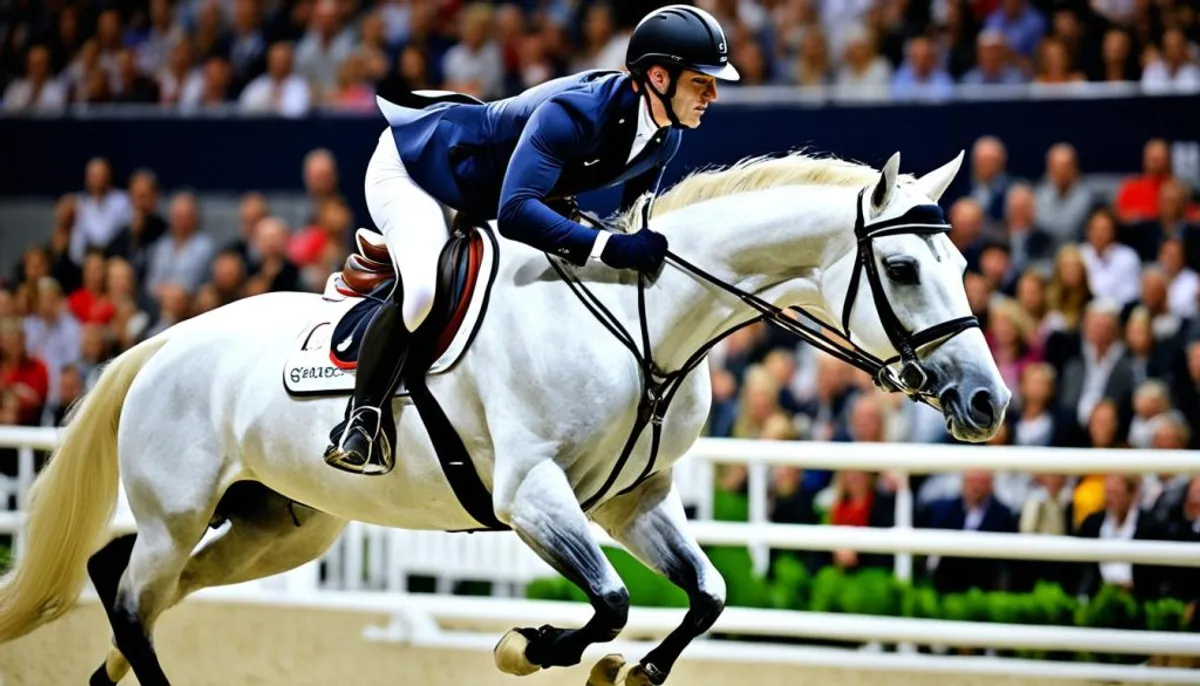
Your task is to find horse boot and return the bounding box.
[324,283,412,475]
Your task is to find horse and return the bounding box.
[0,149,1008,686]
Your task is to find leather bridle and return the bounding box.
[553,188,979,508]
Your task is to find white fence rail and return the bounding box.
[4,427,1200,682]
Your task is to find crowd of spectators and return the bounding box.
[3,0,1200,115]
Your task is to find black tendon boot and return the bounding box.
[324,287,412,475]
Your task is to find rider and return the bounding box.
[325,5,739,475]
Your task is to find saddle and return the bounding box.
[287,217,507,533]
[329,220,489,371]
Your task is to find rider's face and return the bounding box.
[670,70,719,128]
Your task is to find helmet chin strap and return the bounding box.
[638,67,683,129]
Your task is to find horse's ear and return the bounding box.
[915,150,965,203]
[870,152,901,217]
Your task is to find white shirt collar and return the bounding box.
[628,96,665,164]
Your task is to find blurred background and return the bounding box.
[2,0,1200,674]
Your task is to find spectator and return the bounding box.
[833,24,892,100]
[1015,268,1055,338]
[1141,28,1200,94]
[135,0,185,76]
[1044,244,1093,335]
[987,297,1042,404]
[795,351,853,442]
[979,241,1017,295]
[77,323,111,389]
[1016,472,1078,590]
[1080,208,1141,307]
[815,469,895,573]
[1003,183,1056,275]
[923,470,1018,593]
[1033,36,1085,84]
[112,48,160,104]
[72,158,133,265]
[1129,181,1200,268]
[49,363,84,426]
[573,2,620,72]
[1035,143,1094,244]
[22,278,82,405]
[1127,379,1174,449]
[1160,476,1200,603]
[890,36,954,101]
[1123,307,1174,387]
[964,272,995,329]
[1095,27,1138,83]
[962,30,1026,85]
[229,0,268,92]
[303,148,341,222]
[970,136,1012,222]
[0,318,49,426]
[1136,269,1188,367]
[105,169,167,282]
[327,52,375,111]
[45,195,84,294]
[198,251,248,310]
[295,0,356,100]
[224,192,269,272]
[180,56,234,111]
[792,30,833,87]
[2,45,67,112]
[1158,239,1200,318]
[707,365,739,438]
[1076,474,1168,600]
[239,41,311,117]
[157,35,202,106]
[144,282,192,339]
[1059,299,1134,439]
[66,250,115,325]
[731,364,787,440]
[105,257,152,352]
[243,216,303,295]
[443,3,504,100]
[1173,341,1200,448]
[145,192,216,300]
[1012,362,1067,446]
[949,197,990,273]
[934,0,980,79]
[1115,138,1173,222]
[983,0,1045,62]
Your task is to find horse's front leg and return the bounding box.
[492,459,630,676]
[590,470,726,686]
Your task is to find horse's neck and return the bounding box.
[646,186,855,372]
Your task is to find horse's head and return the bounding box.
[818,151,1010,442]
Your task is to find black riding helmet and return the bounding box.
[625,5,740,127]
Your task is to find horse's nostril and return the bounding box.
[968,389,995,428]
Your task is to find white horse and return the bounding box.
[0,150,1007,686]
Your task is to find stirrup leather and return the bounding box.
[324,405,394,475]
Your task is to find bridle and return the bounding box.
[551,186,979,508]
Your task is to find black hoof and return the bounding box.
[89,663,117,686]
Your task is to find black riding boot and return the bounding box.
[324,287,412,475]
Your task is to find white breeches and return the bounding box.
[364,128,450,332]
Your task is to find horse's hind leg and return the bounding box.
[175,482,347,597]
[86,534,136,686]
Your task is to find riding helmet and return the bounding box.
[625,5,740,81]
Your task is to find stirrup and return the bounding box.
[324,406,394,475]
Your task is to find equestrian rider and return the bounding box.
[325,5,739,475]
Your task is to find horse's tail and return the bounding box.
[0,335,169,642]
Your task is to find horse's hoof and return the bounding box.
[587,654,627,686]
[622,664,663,686]
[494,629,541,676]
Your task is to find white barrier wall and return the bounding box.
[3,428,1199,683]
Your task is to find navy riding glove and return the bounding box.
[600,230,669,273]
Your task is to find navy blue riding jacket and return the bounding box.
[378,70,681,265]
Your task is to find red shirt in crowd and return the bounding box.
[288,226,329,267]
[1115,175,1169,221]
[1,355,50,425]
[831,494,874,528]
[67,288,116,324]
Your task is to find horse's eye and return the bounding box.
[884,257,920,285]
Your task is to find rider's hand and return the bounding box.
[600,230,668,274]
